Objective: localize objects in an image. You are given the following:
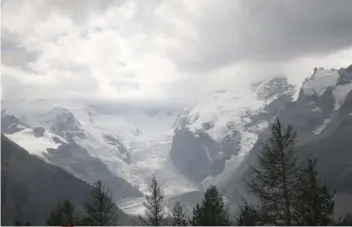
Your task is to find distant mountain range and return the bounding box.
[2,64,352,220]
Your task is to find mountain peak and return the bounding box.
[301,68,339,97]
[298,65,352,112]
[42,107,83,139]
[252,76,296,103]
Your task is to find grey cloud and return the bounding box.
[2,0,122,24]
[112,81,140,91]
[171,0,352,72]
[86,97,185,115]
[1,37,38,71]
[2,0,352,104]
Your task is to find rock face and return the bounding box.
[42,107,86,142]
[1,114,26,134]
[1,134,136,225]
[254,76,296,103]
[170,130,222,181]
[44,143,142,200]
[33,127,45,137]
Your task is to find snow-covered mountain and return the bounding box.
[170,77,295,185]
[2,64,352,216]
[1,100,199,202]
[221,65,352,217]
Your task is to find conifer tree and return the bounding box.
[294,159,335,225]
[236,202,261,226]
[189,185,231,226]
[246,119,298,225]
[47,200,77,226]
[189,203,202,226]
[171,201,188,226]
[83,180,118,226]
[139,175,168,226]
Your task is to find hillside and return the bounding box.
[1,134,135,225]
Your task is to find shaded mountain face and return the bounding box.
[1,114,27,134]
[1,134,135,225]
[221,65,352,217]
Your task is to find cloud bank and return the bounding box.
[2,0,352,105]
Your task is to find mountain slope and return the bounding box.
[170,77,295,184]
[1,134,135,225]
[0,115,143,200]
[221,65,352,217]
[1,101,199,215]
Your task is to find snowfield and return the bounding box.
[302,69,339,97]
[2,100,200,198]
[7,128,66,159]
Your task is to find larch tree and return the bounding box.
[246,119,298,225]
[83,180,118,226]
[294,159,335,225]
[171,201,188,226]
[139,175,169,226]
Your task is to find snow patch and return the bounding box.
[333,83,352,110]
[302,69,339,97]
[312,107,321,113]
[7,128,64,158]
[117,196,172,216]
[313,119,331,134]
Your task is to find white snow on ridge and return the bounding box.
[302,69,339,97]
[313,118,331,135]
[6,128,64,159]
[117,195,172,216]
[183,91,263,142]
[333,83,352,110]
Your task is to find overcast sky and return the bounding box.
[2,0,352,106]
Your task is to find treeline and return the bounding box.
[40,119,351,226]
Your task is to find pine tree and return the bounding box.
[139,175,168,226]
[189,203,202,226]
[236,203,261,226]
[171,201,188,226]
[83,180,118,226]
[294,159,335,225]
[47,200,77,226]
[189,185,231,226]
[246,119,298,225]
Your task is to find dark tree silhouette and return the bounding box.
[139,175,168,226]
